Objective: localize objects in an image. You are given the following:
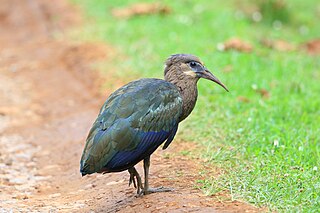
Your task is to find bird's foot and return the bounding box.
[139,186,174,196]
[128,167,143,194]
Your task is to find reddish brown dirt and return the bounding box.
[302,39,320,55]
[0,1,262,212]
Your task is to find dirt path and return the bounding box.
[0,1,261,212]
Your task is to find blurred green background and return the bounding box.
[71,0,320,211]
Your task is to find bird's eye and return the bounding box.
[189,61,197,68]
[189,61,203,72]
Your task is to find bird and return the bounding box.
[80,54,228,195]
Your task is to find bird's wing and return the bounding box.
[80,79,183,174]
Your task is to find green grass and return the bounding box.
[71,0,320,211]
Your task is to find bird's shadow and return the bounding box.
[95,191,143,213]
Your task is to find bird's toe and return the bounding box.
[142,186,174,195]
[129,173,137,188]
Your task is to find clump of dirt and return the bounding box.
[302,39,320,55]
[237,96,251,103]
[217,38,253,53]
[112,3,171,19]
[260,38,295,51]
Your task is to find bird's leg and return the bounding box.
[128,167,143,194]
[143,155,150,192]
[142,155,173,195]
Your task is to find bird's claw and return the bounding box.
[137,186,174,196]
[128,167,143,194]
[129,173,137,188]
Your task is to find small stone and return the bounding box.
[73,203,86,208]
[106,181,118,186]
[84,183,94,189]
[49,193,61,198]
[13,194,29,200]
[4,158,13,166]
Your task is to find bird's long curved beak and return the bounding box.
[200,68,229,92]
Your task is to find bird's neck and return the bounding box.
[166,76,199,122]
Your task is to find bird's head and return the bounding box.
[164,54,229,92]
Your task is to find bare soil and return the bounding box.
[0,1,262,212]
